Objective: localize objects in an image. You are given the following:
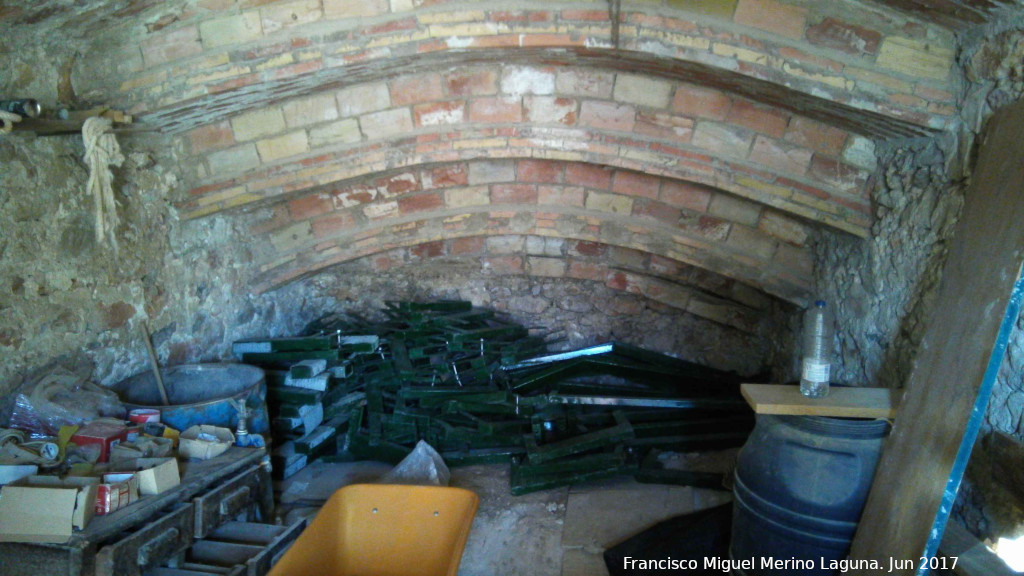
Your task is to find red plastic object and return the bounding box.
[70,421,128,463]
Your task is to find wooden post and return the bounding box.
[848,99,1024,574]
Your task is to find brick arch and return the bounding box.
[102,2,955,136]
[315,234,777,334]
[246,158,814,304]
[178,61,875,236]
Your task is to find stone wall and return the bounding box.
[0,132,778,403]
[803,140,963,388]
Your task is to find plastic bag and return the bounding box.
[379,440,451,486]
[8,368,126,438]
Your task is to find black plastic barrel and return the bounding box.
[730,414,890,575]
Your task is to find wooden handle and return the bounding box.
[139,321,170,406]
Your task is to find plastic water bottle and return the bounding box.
[800,300,833,398]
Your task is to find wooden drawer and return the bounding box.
[95,503,194,576]
[204,520,306,576]
[192,466,261,539]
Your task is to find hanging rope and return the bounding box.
[83,116,124,251]
[0,110,21,134]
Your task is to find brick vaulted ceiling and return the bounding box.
[3,0,999,322]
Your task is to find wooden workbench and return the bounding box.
[0,447,270,576]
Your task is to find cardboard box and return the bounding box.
[71,421,128,463]
[179,426,234,460]
[109,436,174,463]
[115,458,180,495]
[95,473,139,515]
[0,476,99,543]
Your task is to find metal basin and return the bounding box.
[112,363,269,434]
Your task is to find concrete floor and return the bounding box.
[275,453,735,576]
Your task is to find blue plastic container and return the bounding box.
[112,363,269,434]
[730,414,890,575]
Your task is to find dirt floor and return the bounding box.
[274,452,736,576]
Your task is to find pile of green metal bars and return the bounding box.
[235,300,757,494]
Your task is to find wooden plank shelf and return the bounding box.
[6,108,136,136]
[740,383,900,419]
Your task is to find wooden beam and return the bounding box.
[848,97,1024,574]
[6,108,134,136]
[740,383,900,419]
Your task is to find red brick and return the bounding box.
[572,241,606,257]
[634,112,694,141]
[633,199,680,225]
[612,171,661,199]
[915,85,954,102]
[288,194,332,220]
[311,212,355,238]
[411,240,445,259]
[188,121,234,154]
[568,260,607,281]
[399,192,444,214]
[331,184,376,208]
[784,117,847,157]
[444,68,498,96]
[451,236,485,255]
[469,97,523,123]
[250,205,291,234]
[728,100,789,138]
[660,180,712,212]
[270,59,321,80]
[561,9,608,21]
[426,164,469,188]
[672,86,731,119]
[142,25,201,67]
[808,156,866,194]
[524,96,577,125]
[679,214,731,241]
[517,159,563,183]
[364,17,418,36]
[777,46,843,72]
[776,177,828,199]
[748,136,812,175]
[490,10,552,22]
[375,172,421,197]
[210,73,261,94]
[606,272,629,291]
[370,254,397,272]
[538,185,585,207]
[565,163,613,189]
[470,35,522,49]
[519,33,584,47]
[889,93,927,108]
[805,17,881,56]
[734,0,806,40]
[416,39,447,54]
[579,100,635,131]
[484,255,523,273]
[607,246,646,269]
[831,194,871,215]
[649,254,681,275]
[390,73,444,106]
[491,184,538,204]
[413,100,466,127]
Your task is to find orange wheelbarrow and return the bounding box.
[268,484,479,576]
